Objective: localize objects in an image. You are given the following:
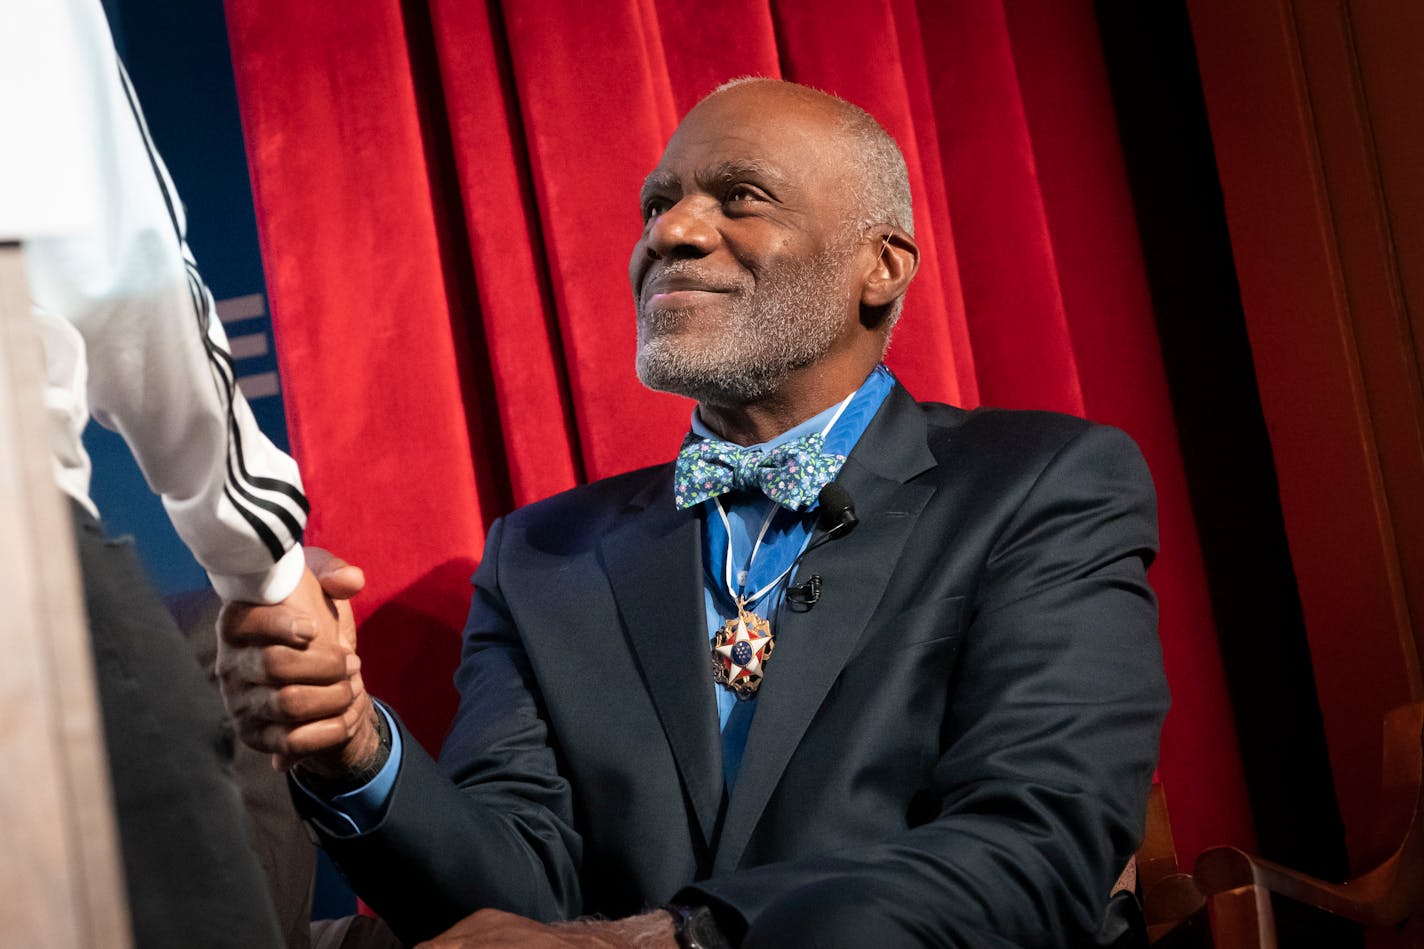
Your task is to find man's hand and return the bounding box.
[217,548,379,776]
[414,909,677,949]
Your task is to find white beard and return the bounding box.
[635,242,855,407]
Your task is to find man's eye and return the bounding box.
[726,185,762,204]
[642,198,669,221]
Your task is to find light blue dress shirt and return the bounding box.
[694,365,893,788]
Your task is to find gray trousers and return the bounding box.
[75,504,285,948]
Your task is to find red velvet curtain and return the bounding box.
[226,0,1253,862]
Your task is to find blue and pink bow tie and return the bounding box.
[674,432,847,511]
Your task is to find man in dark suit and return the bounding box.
[219,78,1168,948]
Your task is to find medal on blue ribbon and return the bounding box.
[695,388,858,700]
[712,596,775,699]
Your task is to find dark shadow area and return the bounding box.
[1095,3,1359,945]
[167,589,324,942]
[358,557,477,756]
[399,0,518,522]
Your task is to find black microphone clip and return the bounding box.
[786,573,821,607]
[784,483,858,612]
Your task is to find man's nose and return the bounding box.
[644,197,719,258]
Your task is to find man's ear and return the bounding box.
[860,228,919,313]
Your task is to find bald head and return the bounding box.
[704,78,915,241]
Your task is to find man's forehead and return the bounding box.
[677,85,843,148]
[645,90,850,190]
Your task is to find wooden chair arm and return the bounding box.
[1193,844,1417,927]
[1143,872,1206,929]
[1191,702,1424,928]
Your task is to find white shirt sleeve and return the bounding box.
[7,0,307,604]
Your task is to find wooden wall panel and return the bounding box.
[1344,0,1424,691]
[1187,0,1424,871]
[0,245,131,948]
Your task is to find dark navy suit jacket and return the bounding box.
[311,386,1170,947]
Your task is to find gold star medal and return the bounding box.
[712,597,775,700]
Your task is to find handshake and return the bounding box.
[214,548,686,947]
[216,548,382,783]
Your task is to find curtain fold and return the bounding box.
[998,0,1253,862]
[428,0,582,504]
[226,0,1252,862]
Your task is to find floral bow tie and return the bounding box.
[674,432,847,511]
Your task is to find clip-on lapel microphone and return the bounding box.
[784,482,859,609]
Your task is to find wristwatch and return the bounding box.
[665,903,733,949]
[292,702,392,794]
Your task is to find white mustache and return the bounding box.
[640,261,747,300]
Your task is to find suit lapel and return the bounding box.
[713,387,938,873]
[600,476,723,849]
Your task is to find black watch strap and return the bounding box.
[292,703,392,796]
[665,903,734,949]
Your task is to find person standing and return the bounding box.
[2,1,361,945]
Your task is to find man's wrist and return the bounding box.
[548,910,679,947]
[293,701,390,793]
[664,903,733,949]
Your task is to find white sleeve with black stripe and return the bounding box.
[21,0,308,605]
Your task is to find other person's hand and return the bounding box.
[217,548,380,776]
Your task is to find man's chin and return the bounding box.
[636,351,773,407]
[634,353,702,401]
